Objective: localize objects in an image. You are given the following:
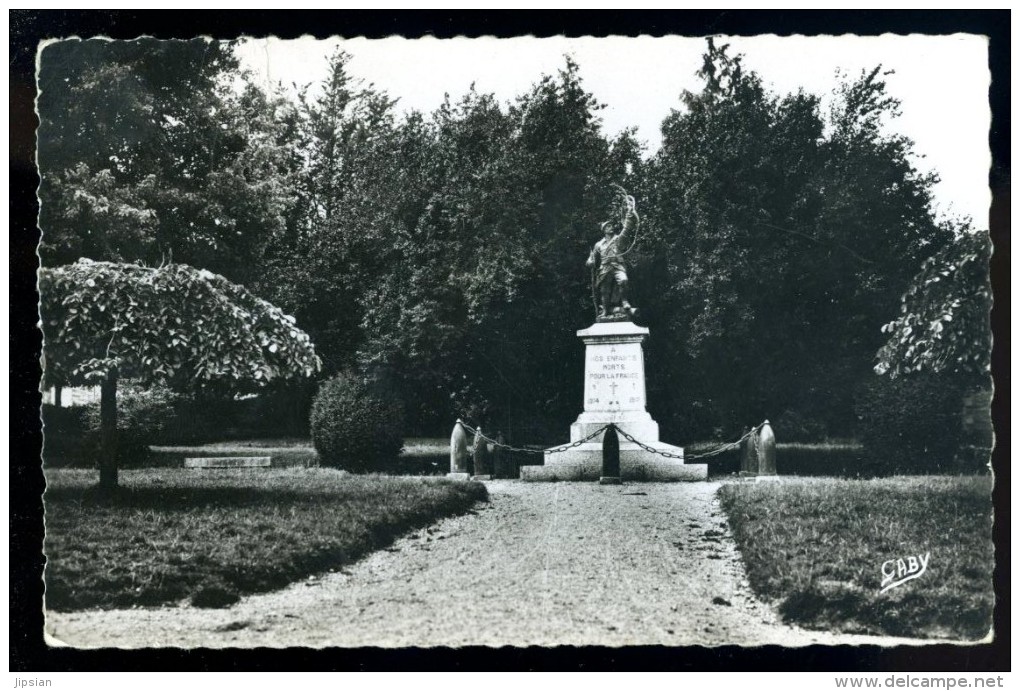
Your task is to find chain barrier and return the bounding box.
[457,420,611,456]
[456,418,766,461]
[611,425,682,460]
[686,422,766,460]
[613,423,764,460]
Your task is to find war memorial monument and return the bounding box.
[522,188,708,482]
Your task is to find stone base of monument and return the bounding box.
[520,321,707,482]
[471,475,493,481]
[445,472,471,481]
[599,476,622,485]
[521,440,706,481]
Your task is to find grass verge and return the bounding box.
[718,476,993,640]
[690,441,866,477]
[147,444,318,468]
[148,437,449,473]
[44,468,488,611]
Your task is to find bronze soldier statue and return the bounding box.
[587,186,639,321]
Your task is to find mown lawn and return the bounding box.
[718,476,994,640]
[44,468,488,611]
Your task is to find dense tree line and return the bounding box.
[636,41,961,439]
[38,38,986,443]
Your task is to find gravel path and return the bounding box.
[46,481,929,648]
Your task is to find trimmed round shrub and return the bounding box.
[310,373,404,472]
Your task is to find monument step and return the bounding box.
[522,462,706,482]
[184,456,272,469]
[524,438,704,481]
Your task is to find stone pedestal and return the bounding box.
[521,321,707,482]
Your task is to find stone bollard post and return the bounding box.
[758,420,777,476]
[490,431,507,478]
[599,425,621,485]
[472,427,492,479]
[449,419,471,478]
[739,426,758,477]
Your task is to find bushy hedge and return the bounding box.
[42,384,181,466]
[177,385,314,441]
[854,374,986,473]
[41,404,90,464]
[772,409,830,443]
[43,383,315,467]
[310,373,404,472]
[82,383,185,460]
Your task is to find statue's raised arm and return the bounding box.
[617,190,639,243]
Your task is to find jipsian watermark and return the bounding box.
[879,551,931,594]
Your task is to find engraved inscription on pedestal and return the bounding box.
[584,343,646,413]
[522,319,707,481]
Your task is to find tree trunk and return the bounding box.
[98,372,119,492]
[54,385,63,409]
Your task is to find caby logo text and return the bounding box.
[879,552,931,594]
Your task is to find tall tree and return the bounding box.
[37,38,295,286]
[358,59,640,436]
[640,40,954,439]
[255,51,402,374]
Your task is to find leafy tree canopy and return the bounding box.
[636,39,958,438]
[40,259,321,391]
[36,38,987,445]
[875,230,991,379]
[37,38,298,286]
[353,58,640,430]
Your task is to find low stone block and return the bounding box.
[471,475,493,481]
[184,456,271,469]
[446,472,471,480]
